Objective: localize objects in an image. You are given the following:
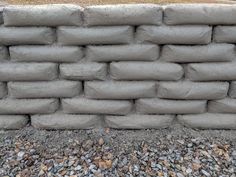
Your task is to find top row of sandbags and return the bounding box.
[1,4,236,26]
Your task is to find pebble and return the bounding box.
[17,151,25,161]
[0,128,235,177]
[201,169,211,177]
[176,173,185,177]
[186,168,192,174]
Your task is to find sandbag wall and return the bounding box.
[0,4,236,129]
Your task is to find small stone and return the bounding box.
[177,140,185,145]
[38,170,44,176]
[187,143,193,148]
[82,140,94,151]
[75,165,82,171]
[156,164,162,170]
[201,170,211,177]
[176,173,185,177]
[98,138,104,146]
[68,160,75,166]
[186,168,192,174]
[133,164,140,172]
[17,151,25,160]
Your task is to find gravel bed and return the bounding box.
[0,124,236,177]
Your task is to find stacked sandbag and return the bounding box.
[0,4,236,130]
[0,4,85,129]
[162,4,236,129]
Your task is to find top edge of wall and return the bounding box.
[1,3,236,26]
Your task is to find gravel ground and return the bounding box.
[0,124,236,177]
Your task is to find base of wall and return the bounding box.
[1,113,236,130]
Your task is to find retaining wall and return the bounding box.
[0,4,236,129]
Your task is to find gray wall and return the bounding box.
[0,4,236,129]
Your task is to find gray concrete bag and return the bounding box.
[10,46,83,62]
[60,63,107,80]
[208,98,236,113]
[31,113,102,129]
[8,81,82,98]
[0,63,57,81]
[0,27,55,45]
[4,4,83,26]
[57,26,134,45]
[161,44,235,62]
[164,4,236,25]
[136,25,212,44]
[157,82,229,100]
[178,113,236,129]
[62,98,132,115]
[110,62,183,80]
[0,99,59,114]
[105,115,175,129]
[85,81,156,99]
[0,115,28,129]
[86,44,159,61]
[84,4,162,26]
[136,98,207,114]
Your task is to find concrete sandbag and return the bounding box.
[208,98,236,113]
[186,62,236,81]
[84,4,162,26]
[110,62,183,80]
[0,82,6,98]
[136,98,206,114]
[0,7,3,24]
[4,4,83,26]
[86,44,159,62]
[0,99,59,114]
[60,63,107,80]
[0,63,57,81]
[0,46,8,60]
[57,26,134,45]
[85,81,156,99]
[157,82,229,100]
[161,44,235,62]
[62,98,132,115]
[0,27,55,45]
[10,46,83,63]
[105,114,175,129]
[31,113,102,129]
[177,113,236,129]
[8,81,82,98]
[229,81,236,98]
[136,25,212,44]
[164,4,236,25]
[214,26,236,43]
[0,115,28,129]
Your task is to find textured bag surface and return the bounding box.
[105,115,174,129]
[85,81,156,99]
[58,26,134,45]
[0,27,55,45]
[0,4,236,130]
[164,4,236,25]
[178,113,236,129]
[31,113,101,129]
[136,25,212,44]
[4,4,83,26]
[136,98,206,114]
[0,115,28,129]
[110,62,183,80]
[84,4,162,25]
[161,44,235,62]
[157,82,229,100]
